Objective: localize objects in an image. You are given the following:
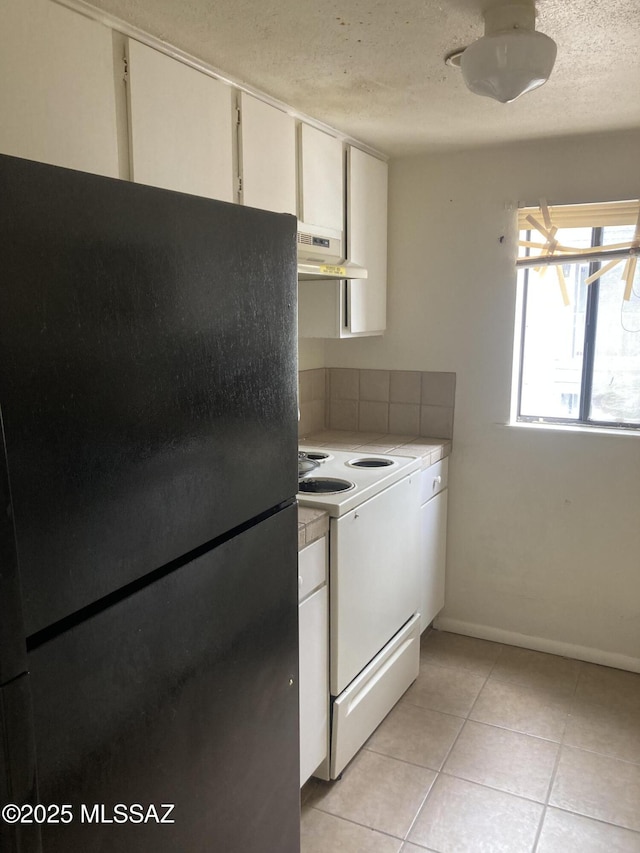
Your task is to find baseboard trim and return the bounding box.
[433,617,640,674]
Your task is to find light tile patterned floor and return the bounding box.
[301,629,640,852]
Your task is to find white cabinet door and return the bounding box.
[420,489,448,631]
[239,93,296,215]
[0,0,119,177]
[127,39,234,201]
[299,585,328,786]
[299,148,388,339]
[298,279,344,339]
[298,124,344,232]
[347,148,388,335]
[298,536,328,786]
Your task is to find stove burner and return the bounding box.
[298,477,355,494]
[348,458,395,468]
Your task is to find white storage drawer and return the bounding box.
[419,457,448,505]
[330,614,420,779]
[298,536,327,603]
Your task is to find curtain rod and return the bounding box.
[516,246,640,269]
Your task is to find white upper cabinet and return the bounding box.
[298,147,389,339]
[127,40,234,201]
[298,124,344,233]
[347,147,388,335]
[0,0,119,177]
[238,93,296,215]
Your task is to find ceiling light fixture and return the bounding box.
[445,2,557,104]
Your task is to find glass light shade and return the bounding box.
[460,29,557,103]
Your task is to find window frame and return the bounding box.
[515,226,640,432]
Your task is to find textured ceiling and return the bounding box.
[84,0,640,156]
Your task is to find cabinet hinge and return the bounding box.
[237,175,243,195]
[235,106,241,126]
[122,55,128,83]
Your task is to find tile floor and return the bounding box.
[301,630,640,852]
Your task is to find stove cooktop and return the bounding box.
[297,446,421,516]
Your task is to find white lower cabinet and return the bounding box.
[298,536,328,786]
[419,459,449,631]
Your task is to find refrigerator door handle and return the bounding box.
[0,674,41,853]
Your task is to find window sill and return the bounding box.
[506,420,640,438]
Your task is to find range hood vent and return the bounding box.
[297,224,367,280]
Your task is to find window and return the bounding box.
[513,201,640,430]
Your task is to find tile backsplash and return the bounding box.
[298,368,456,439]
[298,368,327,437]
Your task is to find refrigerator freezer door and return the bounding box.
[27,505,299,853]
[0,154,298,637]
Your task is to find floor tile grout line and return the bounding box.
[378,636,497,848]
[306,802,413,845]
[362,705,568,784]
[530,804,548,853]
[396,696,479,725]
[399,710,473,846]
[475,647,636,834]
[402,690,640,767]
[361,746,451,775]
[554,740,640,767]
[400,773,438,844]
[548,803,640,836]
[534,658,600,852]
[309,720,640,844]
[424,660,494,808]
[304,637,640,851]
[546,656,597,805]
[399,696,469,721]
[436,770,551,807]
[416,657,498,679]
[445,715,567,746]
[478,672,581,699]
[463,661,493,721]
[401,636,539,847]
[486,640,505,677]
[302,647,640,853]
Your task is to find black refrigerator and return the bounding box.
[0,154,300,853]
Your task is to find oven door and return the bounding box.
[330,471,421,696]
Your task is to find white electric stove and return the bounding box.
[298,445,422,779]
[297,447,421,516]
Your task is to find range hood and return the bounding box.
[297,224,368,280]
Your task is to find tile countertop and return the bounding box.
[297,431,452,550]
[298,506,330,551]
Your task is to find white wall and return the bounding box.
[326,129,640,669]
